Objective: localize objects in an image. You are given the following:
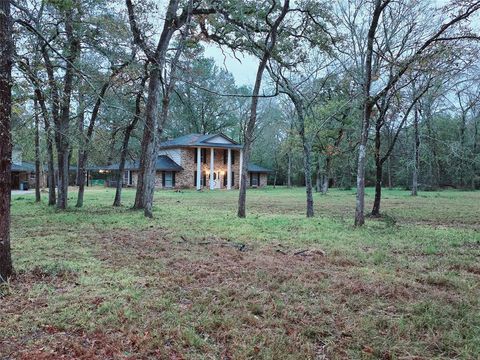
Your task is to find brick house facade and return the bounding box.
[96,134,271,190]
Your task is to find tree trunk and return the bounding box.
[316,154,321,193]
[387,156,393,189]
[55,8,80,209]
[237,141,251,218]
[56,149,69,209]
[355,0,383,226]
[238,58,268,218]
[39,44,61,206]
[34,89,56,205]
[44,109,56,205]
[371,122,382,216]
[34,97,41,202]
[76,82,85,186]
[76,73,118,208]
[287,152,292,188]
[113,73,146,207]
[459,113,467,188]
[321,157,331,194]
[238,0,290,218]
[142,69,165,218]
[20,60,55,205]
[0,0,13,282]
[472,116,478,189]
[303,141,314,217]
[76,157,86,207]
[371,163,383,217]
[355,101,373,226]
[425,111,440,188]
[143,25,186,217]
[113,145,128,207]
[411,107,420,196]
[278,81,314,217]
[127,0,182,215]
[133,110,151,209]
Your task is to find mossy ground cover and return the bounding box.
[1,187,479,359]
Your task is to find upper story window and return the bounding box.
[223,149,235,164]
[194,148,207,164]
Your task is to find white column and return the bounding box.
[210,148,215,190]
[196,147,201,190]
[227,148,232,190]
[239,149,243,188]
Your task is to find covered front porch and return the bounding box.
[194,147,243,190]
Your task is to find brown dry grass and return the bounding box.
[1,188,479,359]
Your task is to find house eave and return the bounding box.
[159,144,244,150]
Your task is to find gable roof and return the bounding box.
[247,163,273,173]
[159,133,243,150]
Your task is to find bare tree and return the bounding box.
[113,67,148,207]
[17,57,56,205]
[237,0,290,218]
[274,74,315,216]
[411,102,420,196]
[371,81,430,214]
[76,61,131,207]
[53,4,81,209]
[336,0,480,226]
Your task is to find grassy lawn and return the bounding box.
[1,187,479,359]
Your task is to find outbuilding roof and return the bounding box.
[247,163,274,173]
[11,162,35,172]
[159,133,243,150]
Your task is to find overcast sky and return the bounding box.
[203,44,258,87]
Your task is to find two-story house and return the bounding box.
[94,133,272,190]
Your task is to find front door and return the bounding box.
[215,172,221,189]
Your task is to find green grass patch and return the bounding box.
[1,187,479,359]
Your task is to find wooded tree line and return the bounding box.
[1,0,480,280]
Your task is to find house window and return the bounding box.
[223,149,235,164]
[193,171,207,186]
[250,173,260,187]
[194,149,207,164]
[163,171,175,188]
[223,171,234,187]
[123,170,130,185]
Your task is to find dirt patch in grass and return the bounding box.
[23,229,469,358]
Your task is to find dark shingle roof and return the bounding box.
[247,163,273,173]
[90,155,183,172]
[12,162,35,172]
[159,133,243,149]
